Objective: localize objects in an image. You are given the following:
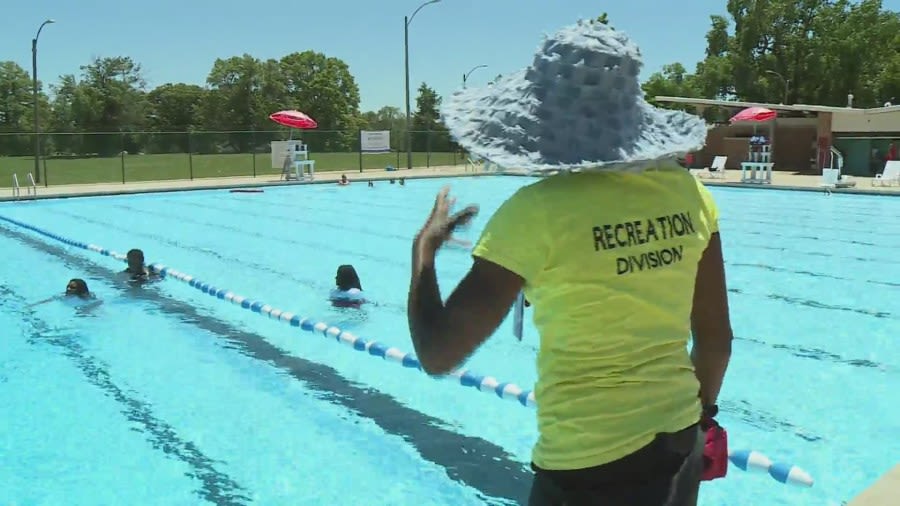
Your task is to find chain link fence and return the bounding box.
[0,130,465,187]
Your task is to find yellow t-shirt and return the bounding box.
[472,167,720,471]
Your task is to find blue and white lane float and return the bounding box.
[728,449,814,487]
[0,215,536,408]
[0,215,815,487]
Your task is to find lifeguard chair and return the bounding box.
[272,140,315,181]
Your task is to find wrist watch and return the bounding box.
[702,404,719,418]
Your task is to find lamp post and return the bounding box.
[765,70,789,105]
[404,0,440,170]
[462,64,487,88]
[32,18,55,185]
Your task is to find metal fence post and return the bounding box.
[188,131,194,180]
[120,132,126,184]
[358,128,363,173]
[426,130,432,168]
[251,130,257,178]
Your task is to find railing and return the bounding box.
[0,130,466,188]
[11,173,37,200]
[829,146,844,175]
[26,173,36,196]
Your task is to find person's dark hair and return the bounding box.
[66,278,90,297]
[335,265,362,291]
[127,249,144,261]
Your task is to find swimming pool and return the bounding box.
[0,176,897,505]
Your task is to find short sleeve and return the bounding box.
[694,178,720,234]
[471,186,549,281]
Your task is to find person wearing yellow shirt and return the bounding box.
[407,19,733,506]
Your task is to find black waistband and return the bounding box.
[531,422,700,487]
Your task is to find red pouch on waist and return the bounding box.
[701,418,728,481]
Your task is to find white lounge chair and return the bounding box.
[690,156,727,179]
[873,161,900,186]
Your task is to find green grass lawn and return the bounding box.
[0,151,462,187]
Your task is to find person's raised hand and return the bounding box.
[414,186,478,262]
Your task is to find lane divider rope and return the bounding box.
[0,214,817,487]
[0,214,537,408]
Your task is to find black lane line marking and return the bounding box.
[0,285,250,506]
[0,223,531,505]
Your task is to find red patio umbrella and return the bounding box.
[269,110,318,129]
[730,107,777,123]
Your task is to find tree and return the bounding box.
[411,83,447,152]
[277,51,361,151]
[0,61,50,156]
[198,51,361,153]
[145,83,206,152]
[200,54,272,152]
[47,74,81,154]
[361,106,401,131]
[642,63,702,108]
[644,0,900,108]
[49,56,148,155]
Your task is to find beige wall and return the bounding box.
[832,110,900,132]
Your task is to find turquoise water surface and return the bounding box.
[0,176,897,505]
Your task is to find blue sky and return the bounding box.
[4,0,898,112]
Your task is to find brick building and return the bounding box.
[654,97,900,176]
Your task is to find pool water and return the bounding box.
[0,176,897,505]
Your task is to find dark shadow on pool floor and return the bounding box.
[0,224,531,506]
[0,285,251,506]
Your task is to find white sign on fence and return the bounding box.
[360,130,391,153]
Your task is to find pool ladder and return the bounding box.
[11,173,37,200]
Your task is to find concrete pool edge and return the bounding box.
[700,180,900,197]
[847,464,900,505]
[0,166,495,202]
[3,167,899,202]
[501,170,900,197]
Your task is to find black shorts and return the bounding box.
[528,423,703,506]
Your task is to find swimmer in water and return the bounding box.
[368,181,374,187]
[399,178,406,186]
[330,264,366,308]
[338,174,350,186]
[65,278,92,299]
[123,249,158,283]
[29,278,97,307]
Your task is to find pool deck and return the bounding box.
[692,170,900,196]
[847,464,900,505]
[0,165,481,202]
[1,166,898,202]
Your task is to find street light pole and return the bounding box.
[403,0,440,171]
[766,70,789,105]
[462,64,487,88]
[404,16,412,171]
[32,19,55,185]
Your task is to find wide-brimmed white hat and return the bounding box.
[441,19,707,173]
